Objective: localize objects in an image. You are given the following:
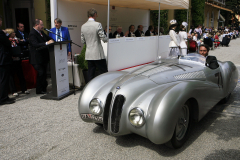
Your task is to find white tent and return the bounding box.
[68,0,189,10]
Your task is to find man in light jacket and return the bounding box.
[81,8,108,81]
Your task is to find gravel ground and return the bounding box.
[0,38,240,160]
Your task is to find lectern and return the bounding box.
[37,41,73,100]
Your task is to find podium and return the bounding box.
[37,41,74,100]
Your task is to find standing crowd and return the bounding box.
[168,19,240,58]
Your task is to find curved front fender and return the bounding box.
[146,82,191,144]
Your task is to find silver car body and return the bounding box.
[78,54,238,144]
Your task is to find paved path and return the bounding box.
[209,38,240,66]
[0,39,240,160]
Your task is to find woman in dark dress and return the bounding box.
[5,28,29,96]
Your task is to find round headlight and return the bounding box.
[129,108,145,127]
[89,98,103,115]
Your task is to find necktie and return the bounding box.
[39,32,43,37]
[20,31,24,39]
[57,29,61,41]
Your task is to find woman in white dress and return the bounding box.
[169,20,180,57]
[178,22,188,56]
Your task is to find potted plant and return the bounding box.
[77,45,89,83]
[77,45,101,83]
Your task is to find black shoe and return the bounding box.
[0,100,15,105]
[36,91,47,94]
[8,97,16,101]
[42,88,47,92]
[22,91,30,94]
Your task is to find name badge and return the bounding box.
[125,38,134,42]
[149,36,156,40]
[109,39,121,43]
[137,37,145,41]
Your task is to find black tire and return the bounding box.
[95,123,103,127]
[165,101,193,149]
[218,93,231,104]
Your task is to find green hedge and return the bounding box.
[77,44,88,70]
[150,10,169,34]
[191,0,205,27]
[174,9,188,32]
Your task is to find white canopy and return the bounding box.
[69,0,189,10]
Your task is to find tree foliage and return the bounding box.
[150,10,169,34]
[174,9,188,32]
[223,0,240,27]
[191,0,205,27]
[77,45,88,70]
[45,0,51,29]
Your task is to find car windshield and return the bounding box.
[179,53,206,65]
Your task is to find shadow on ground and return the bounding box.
[204,149,240,160]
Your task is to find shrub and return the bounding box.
[77,44,88,70]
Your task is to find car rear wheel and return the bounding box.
[219,93,231,104]
[165,101,193,149]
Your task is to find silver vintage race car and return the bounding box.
[78,53,238,148]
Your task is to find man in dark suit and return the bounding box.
[135,25,144,37]
[29,19,54,94]
[104,26,113,39]
[145,25,154,36]
[199,44,219,70]
[112,26,124,38]
[0,15,15,105]
[15,22,29,57]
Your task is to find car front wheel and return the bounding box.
[165,101,193,149]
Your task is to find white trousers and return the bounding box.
[169,47,180,57]
[180,48,187,56]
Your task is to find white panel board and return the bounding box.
[106,36,171,71]
[108,36,158,71]
[158,35,171,59]
[54,44,70,97]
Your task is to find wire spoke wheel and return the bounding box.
[165,101,192,149]
[175,105,189,141]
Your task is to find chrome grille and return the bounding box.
[103,92,112,131]
[111,95,125,133]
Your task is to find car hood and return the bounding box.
[117,59,206,86]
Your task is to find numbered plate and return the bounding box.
[81,114,103,122]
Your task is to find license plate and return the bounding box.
[81,114,103,122]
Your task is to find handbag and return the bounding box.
[11,46,22,57]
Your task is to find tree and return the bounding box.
[223,0,240,27]
[191,0,205,27]
[150,10,169,34]
[174,9,188,32]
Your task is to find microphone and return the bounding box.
[44,28,53,33]
[43,28,81,48]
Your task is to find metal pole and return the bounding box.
[71,43,75,95]
[107,0,110,64]
[157,3,160,60]
[50,0,57,28]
